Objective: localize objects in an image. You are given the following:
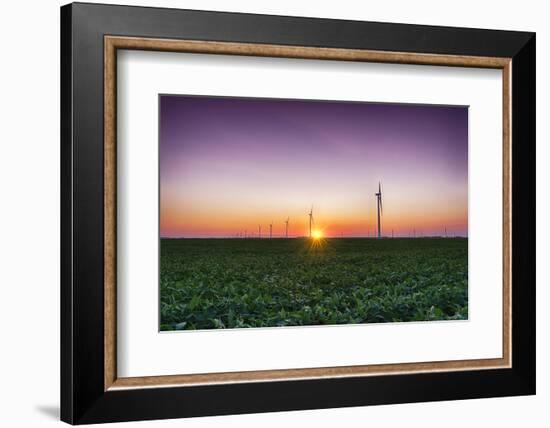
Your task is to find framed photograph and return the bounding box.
[61,2,535,424]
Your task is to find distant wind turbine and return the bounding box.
[375,181,383,239]
[284,217,289,238]
[269,221,273,239]
[258,225,261,239]
[308,206,314,238]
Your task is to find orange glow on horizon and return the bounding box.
[160,198,468,238]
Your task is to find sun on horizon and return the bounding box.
[311,230,323,240]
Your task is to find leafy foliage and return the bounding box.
[160,238,468,331]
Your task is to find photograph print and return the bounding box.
[159,95,468,331]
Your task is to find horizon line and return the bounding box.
[160,235,469,239]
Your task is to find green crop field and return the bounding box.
[160,238,468,331]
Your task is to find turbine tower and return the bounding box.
[284,217,289,238]
[269,221,273,239]
[375,181,383,239]
[258,225,261,239]
[308,206,314,238]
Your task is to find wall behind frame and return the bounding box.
[0,1,545,428]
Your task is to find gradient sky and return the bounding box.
[160,95,468,238]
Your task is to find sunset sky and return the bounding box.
[160,95,468,238]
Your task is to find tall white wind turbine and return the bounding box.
[375,182,383,239]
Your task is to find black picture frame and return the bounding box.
[61,2,535,424]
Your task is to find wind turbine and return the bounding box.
[375,181,383,239]
[308,206,314,238]
[284,217,289,238]
[258,225,261,239]
[269,221,273,239]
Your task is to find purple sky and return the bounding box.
[160,95,468,238]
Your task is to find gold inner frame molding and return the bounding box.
[104,35,512,391]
